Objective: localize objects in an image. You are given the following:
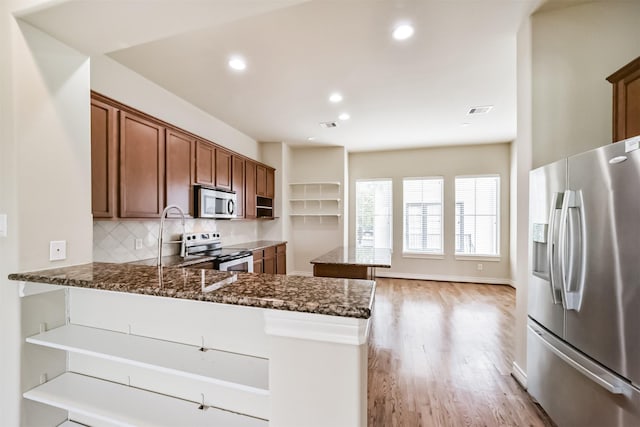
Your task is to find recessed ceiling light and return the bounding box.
[307,137,316,141]
[338,113,350,121]
[329,93,343,103]
[392,24,414,41]
[461,123,471,127]
[228,56,246,71]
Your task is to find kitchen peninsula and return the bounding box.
[10,262,375,427]
[311,246,392,280]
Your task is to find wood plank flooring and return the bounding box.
[367,278,555,427]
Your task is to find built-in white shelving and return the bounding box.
[289,182,342,218]
[24,372,267,427]
[27,324,269,394]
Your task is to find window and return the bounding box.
[403,178,443,254]
[455,176,500,256]
[355,179,392,249]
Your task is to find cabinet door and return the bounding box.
[252,249,263,273]
[607,56,640,141]
[215,148,232,190]
[232,156,245,218]
[91,98,118,218]
[165,129,195,217]
[276,244,286,275]
[119,111,165,218]
[263,246,276,274]
[245,160,257,219]
[195,140,215,186]
[256,164,267,197]
[266,168,275,199]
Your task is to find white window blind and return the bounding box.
[403,178,443,254]
[355,180,392,249]
[455,176,500,256]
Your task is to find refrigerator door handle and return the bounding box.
[546,192,562,306]
[528,324,627,395]
[559,190,585,311]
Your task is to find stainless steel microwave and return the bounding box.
[194,186,237,219]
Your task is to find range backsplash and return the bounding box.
[93,219,259,263]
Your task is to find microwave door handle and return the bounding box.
[547,192,561,305]
[228,199,235,216]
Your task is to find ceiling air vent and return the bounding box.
[319,121,338,128]
[468,105,493,115]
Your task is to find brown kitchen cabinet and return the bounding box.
[276,243,287,274]
[90,97,118,218]
[607,56,640,142]
[119,111,165,218]
[252,249,263,273]
[215,148,232,190]
[90,92,277,221]
[165,129,195,217]
[263,246,276,274]
[232,156,245,218]
[256,164,267,197]
[245,160,257,219]
[195,140,216,186]
[266,168,275,198]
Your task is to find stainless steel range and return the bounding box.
[183,232,253,273]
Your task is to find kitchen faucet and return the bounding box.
[157,205,186,267]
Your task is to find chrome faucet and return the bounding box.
[157,205,187,267]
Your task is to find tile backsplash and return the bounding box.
[93,219,258,263]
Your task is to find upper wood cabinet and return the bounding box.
[119,111,165,218]
[607,56,640,142]
[245,160,257,219]
[195,140,215,186]
[165,129,195,217]
[256,164,267,197]
[232,156,245,218]
[215,148,232,190]
[90,98,118,218]
[266,168,275,199]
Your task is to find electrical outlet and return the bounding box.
[477,263,483,271]
[135,238,143,250]
[49,240,66,261]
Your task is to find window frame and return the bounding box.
[354,178,393,250]
[402,176,444,256]
[453,174,501,259]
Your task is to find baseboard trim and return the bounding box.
[511,361,527,388]
[373,270,512,286]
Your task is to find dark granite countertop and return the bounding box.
[131,255,216,268]
[310,247,392,268]
[8,262,375,319]
[224,240,287,251]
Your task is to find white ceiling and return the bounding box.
[19,0,545,152]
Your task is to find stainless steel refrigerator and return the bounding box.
[528,135,640,426]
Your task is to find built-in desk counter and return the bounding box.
[310,246,392,280]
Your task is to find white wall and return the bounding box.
[1,8,94,424]
[349,144,511,283]
[512,15,534,386]
[531,1,640,168]
[288,146,347,274]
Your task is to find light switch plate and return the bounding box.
[135,238,143,250]
[49,240,66,261]
[0,214,6,237]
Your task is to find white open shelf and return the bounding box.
[24,372,267,427]
[289,182,341,217]
[289,181,341,186]
[27,324,268,395]
[289,198,341,202]
[290,214,342,217]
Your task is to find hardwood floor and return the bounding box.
[367,278,554,427]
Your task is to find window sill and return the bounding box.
[402,252,445,260]
[454,254,501,262]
